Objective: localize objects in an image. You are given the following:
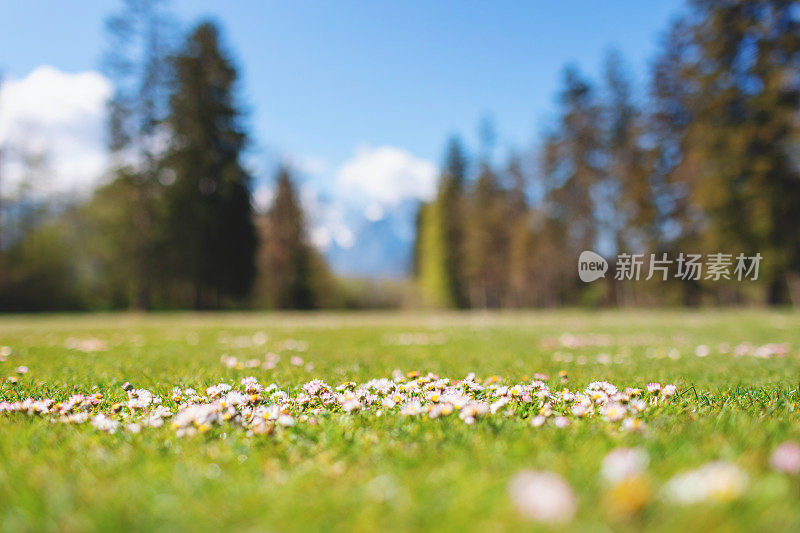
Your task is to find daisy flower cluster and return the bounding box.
[0,371,679,437]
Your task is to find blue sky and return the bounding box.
[1,0,685,160]
[0,0,685,274]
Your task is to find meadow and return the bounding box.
[1,310,800,532]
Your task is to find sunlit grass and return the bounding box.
[1,309,800,531]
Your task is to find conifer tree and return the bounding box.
[417,201,454,307]
[603,50,656,254]
[680,0,800,304]
[162,21,256,308]
[464,163,509,308]
[260,167,316,309]
[104,0,174,309]
[416,137,468,308]
[650,19,704,305]
[505,155,534,307]
[545,66,604,255]
[438,138,469,307]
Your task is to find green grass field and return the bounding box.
[2,310,800,532]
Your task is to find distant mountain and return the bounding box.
[324,200,419,279]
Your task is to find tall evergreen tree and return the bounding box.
[603,50,657,254]
[531,67,605,305]
[464,163,509,308]
[104,0,174,310]
[416,137,468,308]
[650,18,697,241]
[163,21,256,308]
[439,138,469,307]
[505,154,534,307]
[411,206,424,278]
[681,0,800,304]
[650,19,705,305]
[600,51,659,305]
[546,66,604,255]
[417,200,453,307]
[259,167,316,309]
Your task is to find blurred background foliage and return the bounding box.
[0,0,798,311]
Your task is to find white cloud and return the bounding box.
[335,145,437,207]
[364,202,385,222]
[0,66,112,197]
[300,183,355,249]
[280,145,436,251]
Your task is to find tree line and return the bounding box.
[1,0,798,311]
[0,0,333,311]
[414,0,800,308]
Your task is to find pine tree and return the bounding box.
[599,51,659,305]
[162,21,256,308]
[411,206,424,278]
[603,50,656,254]
[546,66,604,255]
[650,19,704,305]
[464,163,509,308]
[438,138,469,307]
[104,0,174,310]
[667,0,800,304]
[416,137,468,308]
[533,67,605,305]
[505,154,533,307]
[417,200,454,307]
[260,167,316,309]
